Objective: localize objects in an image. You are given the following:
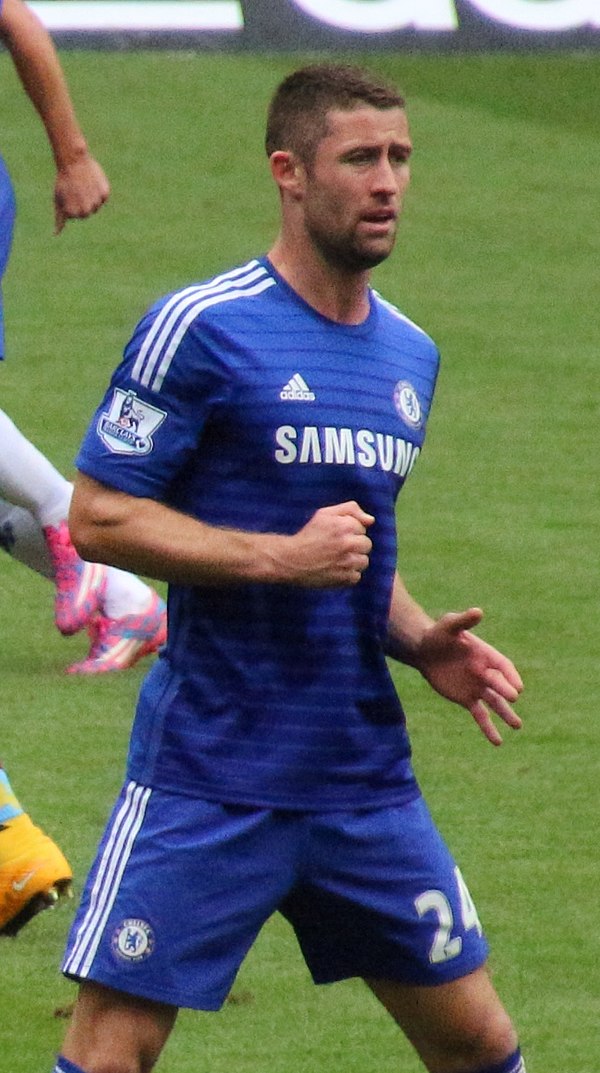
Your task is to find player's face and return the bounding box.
[300,105,412,272]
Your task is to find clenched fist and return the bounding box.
[282,501,375,588]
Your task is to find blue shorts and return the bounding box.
[62,781,489,1010]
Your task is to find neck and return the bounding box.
[268,235,372,325]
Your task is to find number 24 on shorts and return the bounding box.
[415,866,483,964]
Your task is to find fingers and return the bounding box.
[54,194,107,234]
[293,501,375,588]
[470,689,522,747]
[484,664,523,701]
[342,506,373,583]
[54,204,66,235]
[328,500,375,530]
[53,160,110,235]
[322,502,374,585]
[482,687,522,729]
[443,608,524,702]
[445,611,524,694]
[469,700,504,747]
[343,531,373,584]
[442,607,484,635]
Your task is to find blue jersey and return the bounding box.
[0,156,16,358]
[76,258,440,810]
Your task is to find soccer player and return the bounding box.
[53,64,526,1073]
[0,0,166,937]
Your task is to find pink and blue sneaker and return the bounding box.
[43,521,106,636]
[67,591,167,675]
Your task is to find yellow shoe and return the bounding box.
[0,812,73,936]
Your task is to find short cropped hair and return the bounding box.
[265,63,405,166]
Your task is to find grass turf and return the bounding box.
[1,49,598,1071]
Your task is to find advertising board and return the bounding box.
[30,0,600,49]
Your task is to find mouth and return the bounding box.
[359,210,397,235]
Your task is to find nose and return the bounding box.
[373,157,407,197]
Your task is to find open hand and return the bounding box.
[415,607,523,745]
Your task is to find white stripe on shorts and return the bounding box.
[63,780,151,979]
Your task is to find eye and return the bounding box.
[343,148,378,165]
[390,146,412,166]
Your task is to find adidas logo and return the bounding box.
[280,373,316,401]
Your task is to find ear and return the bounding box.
[269,151,305,199]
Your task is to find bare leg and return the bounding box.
[62,981,178,1073]
[366,965,518,1073]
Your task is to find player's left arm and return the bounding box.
[385,572,523,746]
[0,0,109,231]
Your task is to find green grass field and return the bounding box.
[1,48,599,1072]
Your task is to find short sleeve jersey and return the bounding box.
[76,258,440,810]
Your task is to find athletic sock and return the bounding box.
[53,1057,87,1073]
[102,568,154,619]
[0,409,72,526]
[469,1047,526,1073]
[0,479,154,613]
[0,499,53,577]
[0,410,155,614]
[0,767,23,823]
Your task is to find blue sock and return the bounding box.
[470,1048,526,1073]
[53,1057,87,1073]
[0,768,23,823]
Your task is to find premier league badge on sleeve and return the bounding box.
[98,388,167,455]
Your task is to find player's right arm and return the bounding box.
[0,0,109,231]
[69,472,374,590]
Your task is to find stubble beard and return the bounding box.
[307,218,396,274]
